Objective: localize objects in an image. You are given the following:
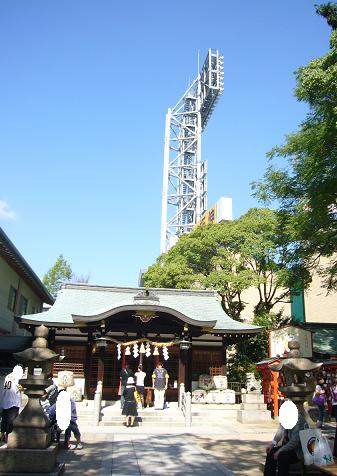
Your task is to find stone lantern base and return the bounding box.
[0,444,65,475]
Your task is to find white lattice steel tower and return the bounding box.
[160,49,224,253]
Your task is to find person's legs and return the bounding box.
[263,447,278,476]
[64,425,71,448]
[71,421,82,445]
[154,388,159,409]
[130,416,135,426]
[1,409,9,437]
[277,450,298,476]
[5,407,19,436]
[317,404,325,427]
[158,389,165,409]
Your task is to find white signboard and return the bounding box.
[269,326,313,358]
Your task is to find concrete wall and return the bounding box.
[304,260,337,324]
[0,256,43,335]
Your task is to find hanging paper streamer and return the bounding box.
[117,344,121,360]
[153,346,159,356]
[133,343,139,358]
[162,346,169,361]
[145,342,151,358]
[139,343,145,354]
[125,346,131,356]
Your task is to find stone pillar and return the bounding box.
[237,392,271,423]
[94,381,103,426]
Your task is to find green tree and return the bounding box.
[252,3,337,291]
[144,208,304,319]
[228,312,291,382]
[43,254,73,298]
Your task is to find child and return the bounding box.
[47,390,83,450]
[122,377,138,427]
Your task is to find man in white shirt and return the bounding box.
[0,365,23,443]
[134,365,146,408]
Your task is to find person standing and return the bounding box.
[313,376,326,428]
[152,362,169,410]
[0,365,23,443]
[330,379,337,457]
[134,365,146,408]
[47,390,83,450]
[122,377,138,427]
[120,364,134,409]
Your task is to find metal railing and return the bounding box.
[179,383,192,426]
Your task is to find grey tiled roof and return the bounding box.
[18,284,262,334]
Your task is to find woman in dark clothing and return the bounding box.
[122,377,138,427]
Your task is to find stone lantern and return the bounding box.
[0,325,65,475]
[268,338,322,424]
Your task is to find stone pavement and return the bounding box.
[55,419,281,476]
[1,417,335,475]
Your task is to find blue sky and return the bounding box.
[0,1,332,287]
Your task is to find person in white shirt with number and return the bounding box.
[0,365,23,443]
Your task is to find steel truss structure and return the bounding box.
[160,49,224,253]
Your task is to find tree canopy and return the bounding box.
[144,208,304,320]
[43,254,73,298]
[252,3,337,290]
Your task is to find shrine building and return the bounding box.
[16,283,262,400]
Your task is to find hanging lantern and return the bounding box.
[125,346,131,356]
[153,346,159,356]
[140,343,145,354]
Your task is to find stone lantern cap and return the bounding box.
[13,324,59,364]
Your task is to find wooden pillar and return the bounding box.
[178,346,186,387]
[84,333,93,399]
[221,336,227,376]
[185,346,192,392]
[97,347,106,385]
[178,345,192,392]
[272,370,279,417]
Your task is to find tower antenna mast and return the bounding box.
[160,49,224,253]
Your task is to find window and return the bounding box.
[19,295,28,315]
[7,286,17,312]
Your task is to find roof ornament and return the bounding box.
[133,310,158,323]
[133,289,159,303]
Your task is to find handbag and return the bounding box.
[134,389,141,404]
[299,428,321,465]
[312,394,325,406]
[313,435,334,466]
